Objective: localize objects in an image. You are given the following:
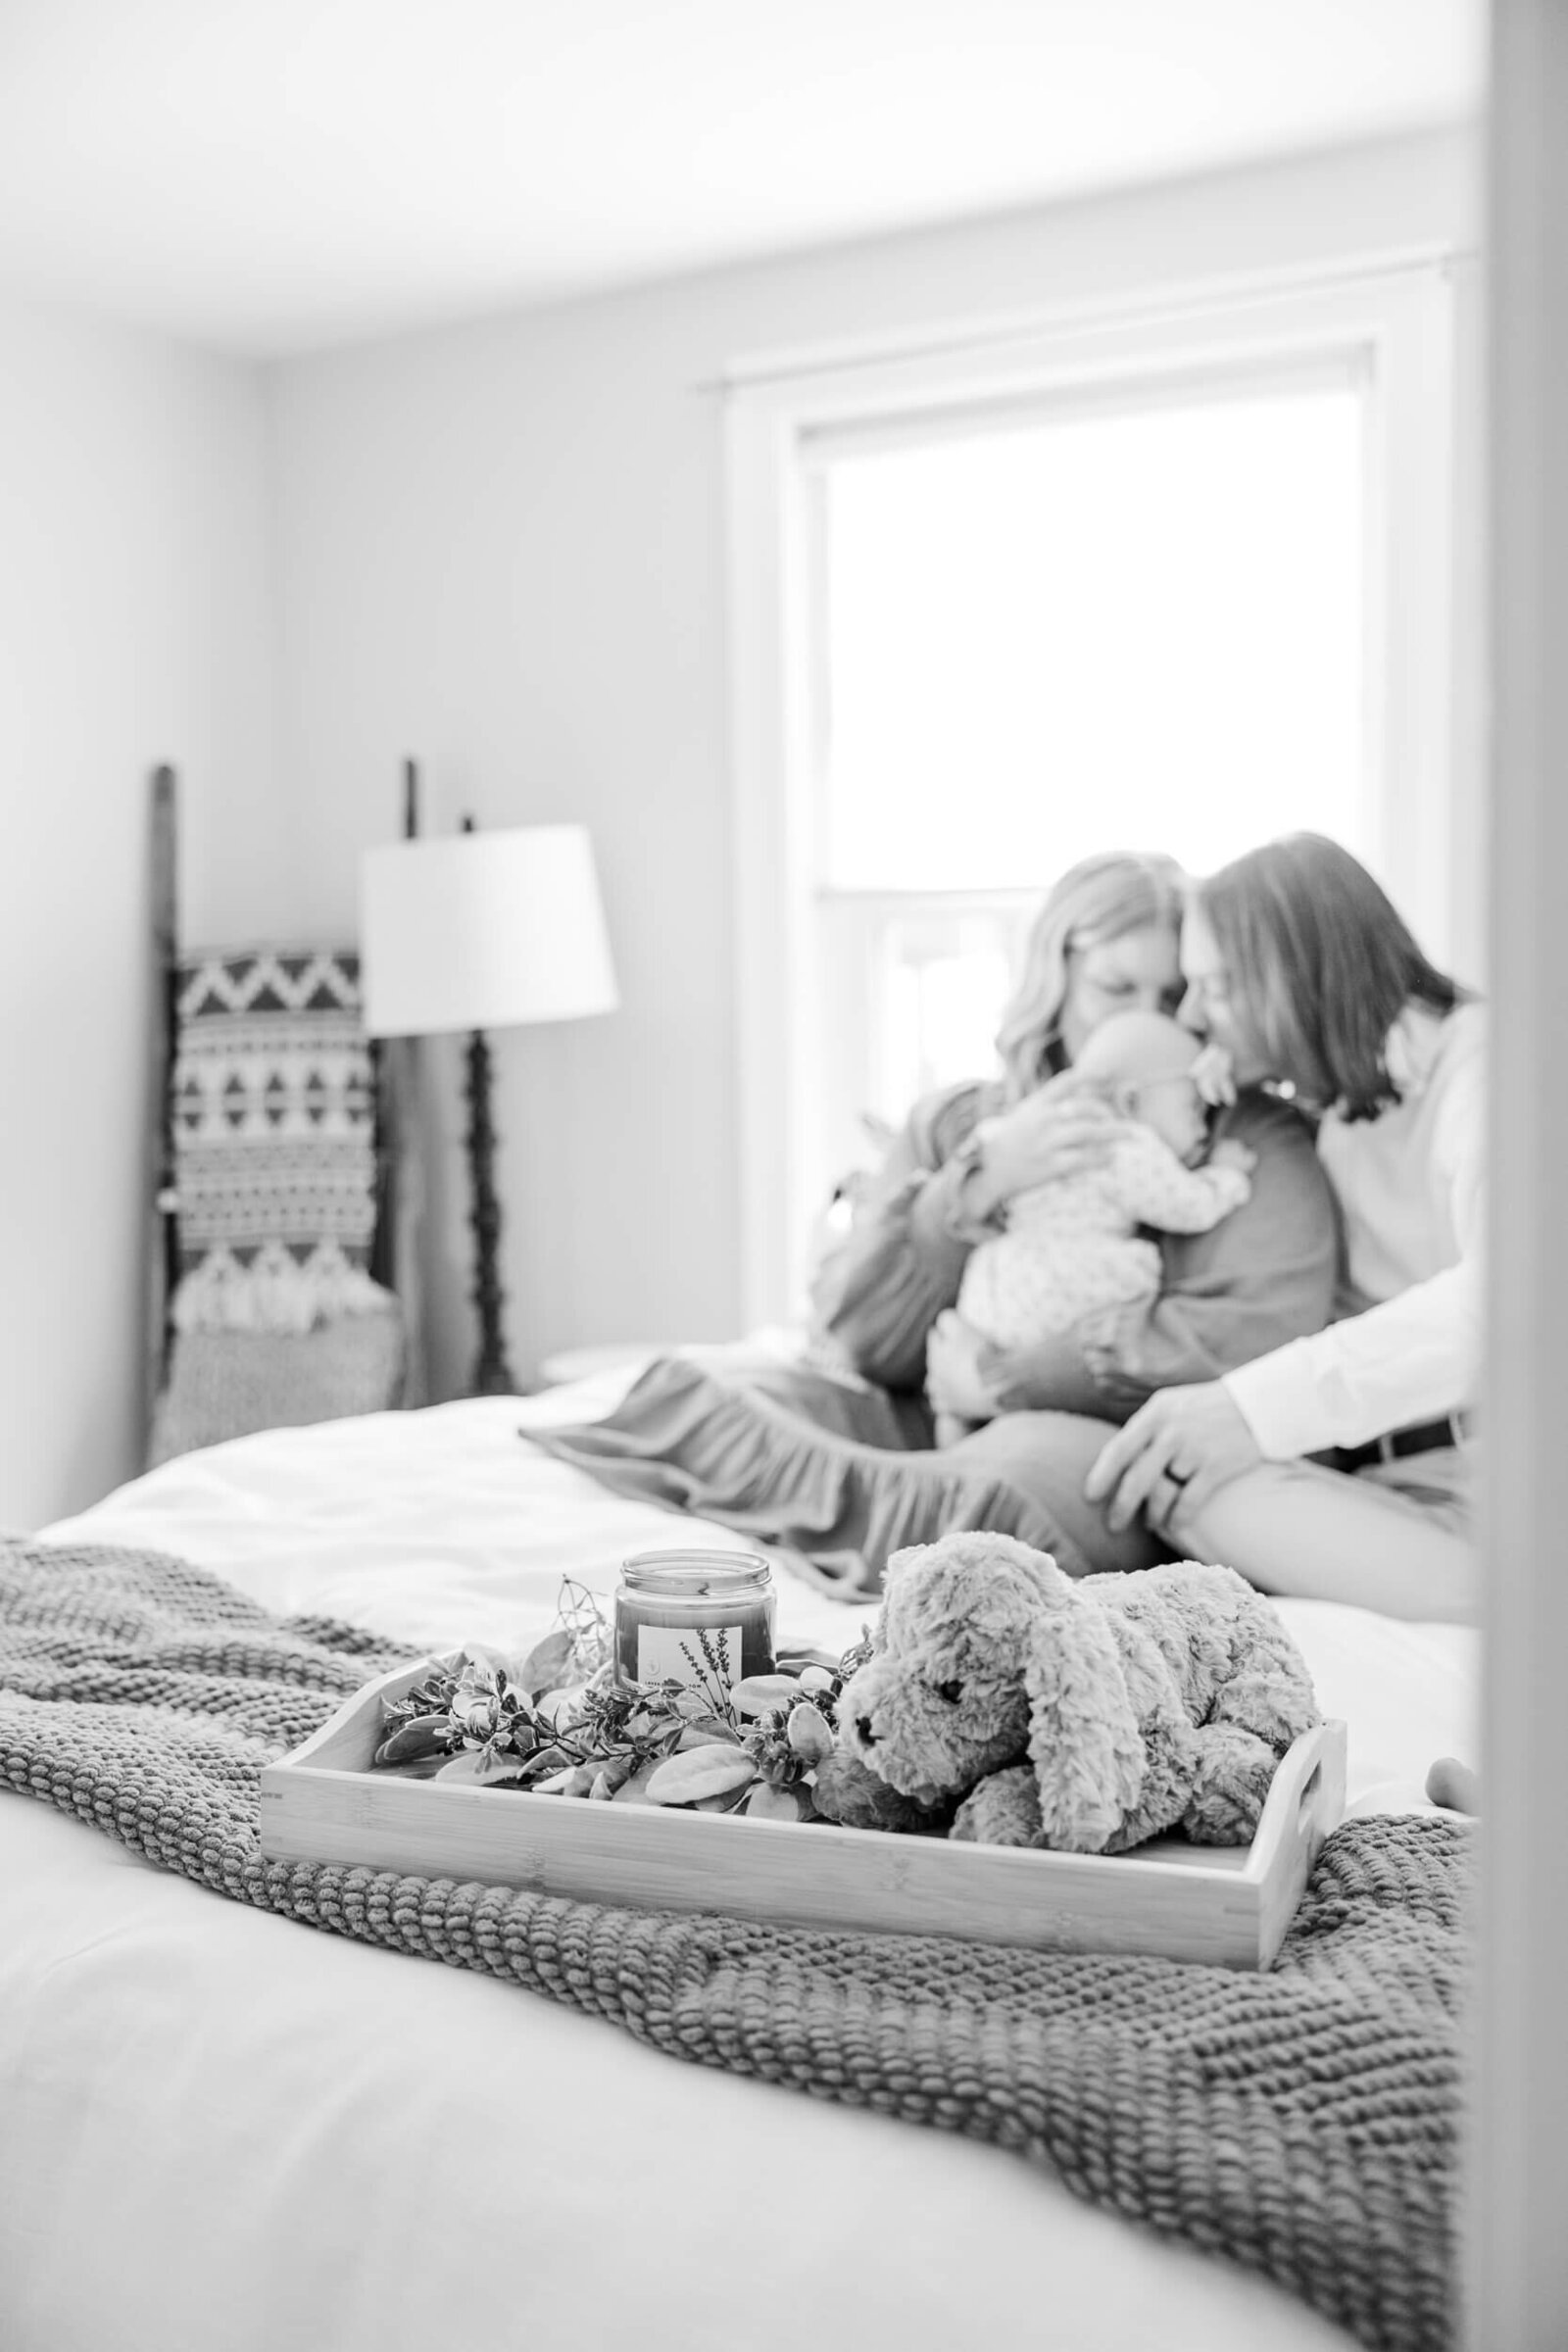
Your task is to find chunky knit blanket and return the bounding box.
[0,1538,1464,2352]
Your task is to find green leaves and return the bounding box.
[785,1703,834,1764]
[646,1745,760,1805]
[746,1782,810,1823]
[368,1582,878,1834]
[731,1674,804,1716]
[372,1712,454,1767]
[511,1627,580,1699]
[434,1747,535,1789]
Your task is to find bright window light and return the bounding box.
[816,377,1369,891]
[874,908,1029,1124]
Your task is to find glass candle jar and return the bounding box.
[613,1549,776,1695]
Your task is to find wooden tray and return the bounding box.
[260,1653,1347,1971]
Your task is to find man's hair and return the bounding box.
[1195,833,1468,1120]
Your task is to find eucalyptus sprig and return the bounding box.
[369,1577,872,1824]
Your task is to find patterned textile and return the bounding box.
[0,1539,1463,2352]
[169,947,389,1333]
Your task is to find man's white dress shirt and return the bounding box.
[1222,1002,1485,1459]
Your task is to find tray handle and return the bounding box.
[1294,1719,1348,1858]
[1251,1719,1348,1967]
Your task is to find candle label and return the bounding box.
[637,1622,742,1692]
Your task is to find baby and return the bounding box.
[931,1009,1253,1444]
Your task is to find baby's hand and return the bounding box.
[1190,1044,1238,1108]
[1208,1139,1256,1177]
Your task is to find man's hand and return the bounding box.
[925,1311,1004,1421]
[1084,1380,1263,1532]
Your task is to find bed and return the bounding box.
[2,1353,1476,2352]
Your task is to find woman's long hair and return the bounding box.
[1196,833,1468,1120]
[995,851,1186,1102]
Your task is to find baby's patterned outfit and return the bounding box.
[956,1125,1253,1351]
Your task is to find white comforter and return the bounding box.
[3,1376,1477,2352]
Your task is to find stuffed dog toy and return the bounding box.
[810,1533,1318,1853]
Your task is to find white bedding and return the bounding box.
[3,1374,1478,2352]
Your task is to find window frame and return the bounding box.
[725,255,1461,1328]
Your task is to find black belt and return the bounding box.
[1337,1413,1472,1474]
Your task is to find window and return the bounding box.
[727,262,1459,1323]
[816,375,1367,892]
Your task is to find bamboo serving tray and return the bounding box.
[260,1653,1348,1971]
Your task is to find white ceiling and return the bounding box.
[0,0,1483,359]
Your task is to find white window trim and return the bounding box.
[726,251,1462,1330]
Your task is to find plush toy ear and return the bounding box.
[1023,1586,1146,1853]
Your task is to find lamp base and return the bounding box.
[465,1026,519,1398]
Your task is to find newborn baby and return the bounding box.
[932,1009,1252,1444]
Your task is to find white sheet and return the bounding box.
[3,1377,1477,2352]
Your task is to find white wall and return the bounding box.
[270,126,1479,1401]
[0,297,281,1529]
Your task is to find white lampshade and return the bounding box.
[359,824,618,1039]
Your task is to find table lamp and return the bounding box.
[359,819,617,1396]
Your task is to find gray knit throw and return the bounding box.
[0,1538,1463,2351]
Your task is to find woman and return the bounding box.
[812,850,1340,1572]
[1082,834,1481,1623]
